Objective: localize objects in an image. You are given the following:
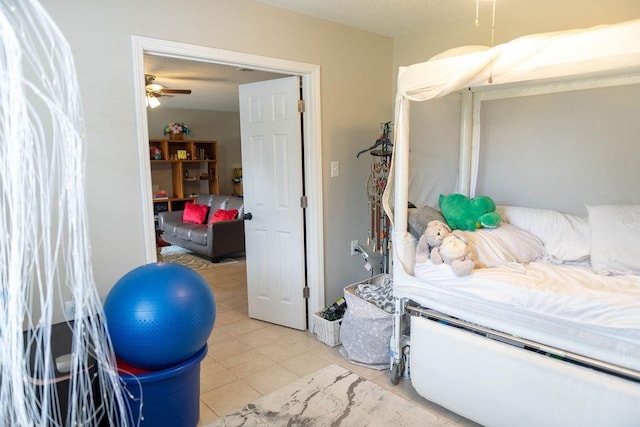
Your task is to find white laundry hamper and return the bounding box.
[339,274,394,370]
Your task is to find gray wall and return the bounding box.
[41,0,393,317]
[476,84,640,215]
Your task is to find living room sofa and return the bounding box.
[157,194,245,262]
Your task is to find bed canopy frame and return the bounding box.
[384,18,640,426]
[387,18,640,274]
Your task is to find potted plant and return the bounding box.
[163,122,190,140]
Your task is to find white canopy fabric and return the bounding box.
[387,18,640,274]
[398,19,640,102]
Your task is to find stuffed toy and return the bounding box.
[439,193,502,231]
[431,230,476,276]
[415,220,451,263]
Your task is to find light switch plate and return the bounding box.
[331,160,339,177]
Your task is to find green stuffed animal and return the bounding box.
[438,193,501,231]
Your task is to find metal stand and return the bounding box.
[359,121,392,274]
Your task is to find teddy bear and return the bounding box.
[416,219,476,276]
[439,193,502,231]
[430,231,476,276]
[415,220,451,264]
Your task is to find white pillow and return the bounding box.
[587,204,640,275]
[496,206,590,262]
[462,224,544,268]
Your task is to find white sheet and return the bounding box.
[396,261,640,372]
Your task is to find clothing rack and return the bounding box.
[358,122,392,274]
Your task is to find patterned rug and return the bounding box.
[209,365,442,426]
[159,246,237,271]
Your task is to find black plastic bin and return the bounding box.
[23,321,105,426]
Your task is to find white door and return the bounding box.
[239,76,306,330]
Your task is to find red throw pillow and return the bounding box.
[209,208,239,224]
[182,202,209,224]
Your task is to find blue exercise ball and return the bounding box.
[104,262,216,369]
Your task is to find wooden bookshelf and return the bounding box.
[149,139,219,210]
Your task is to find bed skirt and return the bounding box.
[410,315,640,427]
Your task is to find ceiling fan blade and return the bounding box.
[159,89,192,95]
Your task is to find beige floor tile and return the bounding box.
[222,299,249,314]
[207,328,234,345]
[265,326,323,350]
[235,325,295,348]
[216,289,249,308]
[371,375,419,401]
[200,367,238,393]
[218,317,268,337]
[197,401,219,425]
[314,343,349,363]
[200,357,226,375]
[207,337,253,361]
[213,309,247,327]
[264,323,314,339]
[200,274,238,287]
[212,289,247,305]
[250,331,325,363]
[210,278,245,288]
[217,349,263,368]
[200,381,262,417]
[297,333,329,351]
[257,341,316,363]
[278,350,336,377]
[242,364,300,395]
[225,352,276,378]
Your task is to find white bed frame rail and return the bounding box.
[406,304,640,383]
[409,308,640,427]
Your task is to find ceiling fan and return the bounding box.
[145,74,191,108]
[145,74,192,97]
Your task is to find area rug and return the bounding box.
[209,364,444,426]
[159,246,237,271]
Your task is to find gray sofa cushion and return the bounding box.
[197,194,229,211]
[186,226,208,246]
[223,196,244,217]
[175,223,207,245]
[162,222,179,237]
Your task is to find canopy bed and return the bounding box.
[386,19,640,426]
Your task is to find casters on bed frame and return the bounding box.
[390,362,402,385]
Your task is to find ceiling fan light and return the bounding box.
[146,83,163,92]
[147,94,161,109]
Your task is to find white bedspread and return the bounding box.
[398,261,640,372]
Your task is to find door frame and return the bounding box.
[131,36,325,319]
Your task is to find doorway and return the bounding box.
[131,36,325,324]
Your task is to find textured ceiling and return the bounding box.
[253,0,476,38]
[144,55,285,112]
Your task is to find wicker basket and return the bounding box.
[312,312,342,347]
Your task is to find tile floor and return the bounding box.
[196,258,477,426]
